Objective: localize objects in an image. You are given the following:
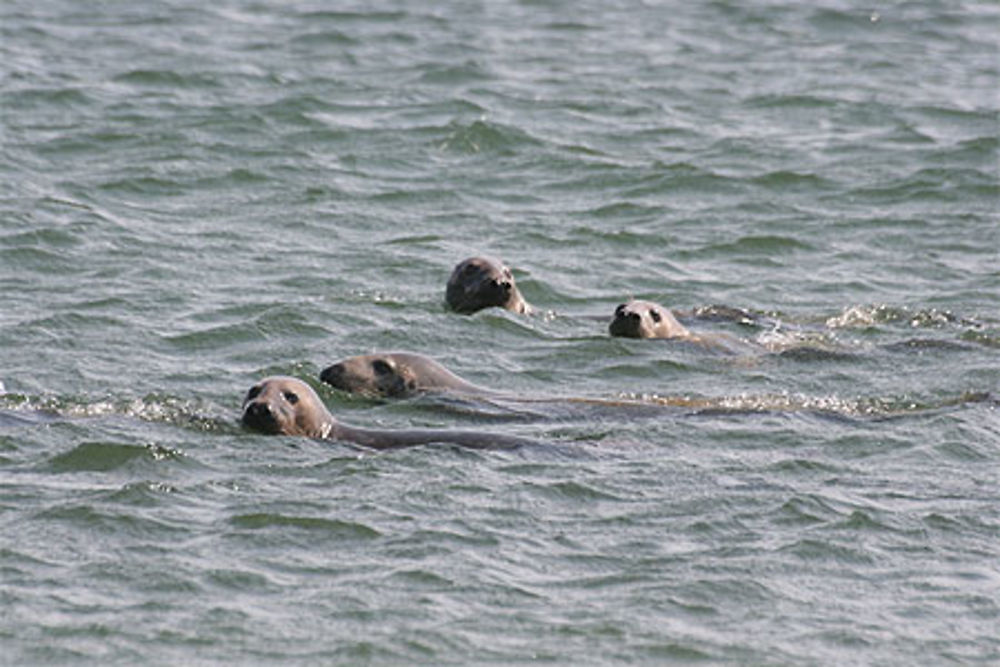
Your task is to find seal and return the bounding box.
[320,352,491,398]
[445,256,531,314]
[609,300,690,339]
[241,376,534,450]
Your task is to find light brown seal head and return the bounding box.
[242,376,532,450]
[242,376,335,438]
[445,256,531,315]
[609,299,690,339]
[320,352,489,398]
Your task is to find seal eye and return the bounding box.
[649,309,662,323]
[462,264,478,276]
[283,391,299,405]
[246,386,261,401]
[372,359,394,376]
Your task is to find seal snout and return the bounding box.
[319,362,345,388]
[609,303,645,338]
[242,400,280,433]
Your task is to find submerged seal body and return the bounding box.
[446,256,531,315]
[242,376,532,450]
[320,352,490,398]
[609,300,690,339]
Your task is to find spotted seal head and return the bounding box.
[609,299,690,339]
[445,256,531,315]
[242,376,335,438]
[320,351,488,398]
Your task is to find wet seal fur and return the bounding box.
[446,256,531,314]
[320,352,491,398]
[242,376,533,450]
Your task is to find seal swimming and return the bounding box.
[320,352,491,398]
[445,256,531,314]
[241,376,534,450]
[609,299,757,354]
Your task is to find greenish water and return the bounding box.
[2,0,998,663]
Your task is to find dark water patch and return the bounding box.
[106,481,180,505]
[582,201,669,221]
[522,479,624,502]
[749,170,832,191]
[776,346,861,363]
[846,167,999,203]
[437,119,541,155]
[297,10,415,23]
[33,503,189,539]
[960,328,1000,349]
[746,92,839,109]
[97,175,186,197]
[933,440,992,463]
[696,235,815,258]
[777,538,876,565]
[112,69,220,89]
[0,408,60,429]
[2,87,95,112]
[228,513,382,540]
[622,162,741,198]
[163,323,268,351]
[289,30,358,47]
[205,567,278,592]
[566,225,674,248]
[0,245,80,273]
[882,338,975,354]
[416,61,493,85]
[772,495,846,527]
[46,441,184,473]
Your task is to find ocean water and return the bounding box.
[2,0,999,663]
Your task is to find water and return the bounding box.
[2,0,998,663]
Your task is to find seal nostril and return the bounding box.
[248,402,269,418]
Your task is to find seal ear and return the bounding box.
[649,309,662,323]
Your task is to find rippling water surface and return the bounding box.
[2,0,998,663]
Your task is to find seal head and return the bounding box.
[609,300,690,339]
[320,351,486,398]
[241,376,335,438]
[445,256,530,314]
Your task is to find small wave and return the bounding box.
[437,119,541,155]
[1,391,230,433]
[416,61,493,85]
[825,304,985,330]
[46,441,184,473]
[229,513,381,539]
[289,30,358,47]
[112,69,219,88]
[608,390,991,419]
